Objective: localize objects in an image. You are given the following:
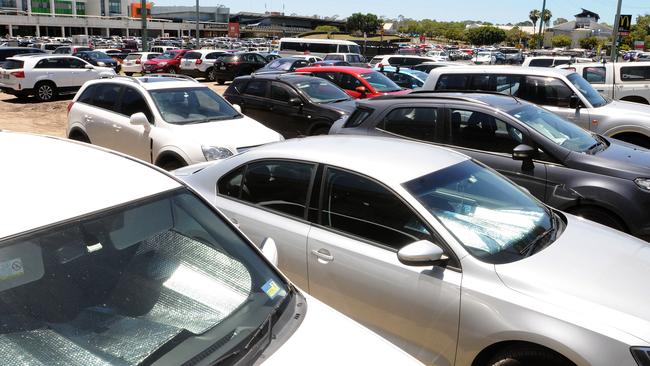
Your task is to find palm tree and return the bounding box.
[542,9,552,31]
[529,9,540,30]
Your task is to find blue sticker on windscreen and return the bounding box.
[261,279,285,299]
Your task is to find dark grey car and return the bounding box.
[330,91,650,241]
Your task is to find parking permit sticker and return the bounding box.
[261,279,286,300]
[0,258,24,281]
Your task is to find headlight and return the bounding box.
[159,62,167,66]
[634,178,650,191]
[97,61,106,66]
[631,347,650,366]
[202,146,233,161]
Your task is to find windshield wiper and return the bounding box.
[324,98,350,104]
[587,135,607,154]
[518,213,558,257]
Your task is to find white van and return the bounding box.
[278,38,360,58]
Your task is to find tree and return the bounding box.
[551,34,571,48]
[579,36,603,50]
[346,13,383,35]
[516,20,533,26]
[541,9,552,31]
[465,26,506,46]
[505,26,529,46]
[314,25,339,33]
[529,9,540,30]
[553,17,568,26]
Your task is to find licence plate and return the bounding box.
[220,66,226,70]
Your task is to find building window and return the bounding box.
[0,0,17,8]
[31,0,50,13]
[75,1,84,14]
[55,0,72,14]
[108,0,120,15]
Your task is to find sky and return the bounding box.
[151,0,650,25]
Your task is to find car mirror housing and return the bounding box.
[569,94,582,109]
[260,237,279,267]
[84,64,94,69]
[355,86,367,94]
[288,97,303,107]
[129,112,151,131]
[513,144,535,170]
[397,240,448,267]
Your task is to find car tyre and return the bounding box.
[568,206,626,232]
[68,130,91,144]
[125,72,134,76]
[35,82,57,102]
[217,79,226,85]
[487,345,573,366]
[207,68,217,82]
[167,67,177,74]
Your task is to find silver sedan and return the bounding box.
[177,135,650,366]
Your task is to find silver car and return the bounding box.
[422,66,650,148]
[178,136,650,366]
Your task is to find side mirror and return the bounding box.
[513,144,535,170]
[84,64,94,69]
[355,86,367,95]
[260,237,279,267]
[129,112,150,131]
[288,97,303,107]
[397,240,448,267]
[569,94,582,109]
[231,104,242,113]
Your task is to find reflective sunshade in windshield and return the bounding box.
[404,160,559,264]
[509,105,601,152]
[360,71,401,92]
[294,79,350,103]
[150,87,241,124]
[567,73,608,107]
[0,189,289,365]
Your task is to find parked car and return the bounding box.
[32,43,64,53]
[557,61,650,104]
[73,50,120,72]
[323,53,368,67]
[522,56,593,68]
[0,131,422,366]
[369,54,439,67]
[423,66,650,148]
[0,47,44,66]
[179,49,228,81]
[259,52,282,62]
[473,51,505,65]
[93,48,129,63]
[143,49,190,74]
[0,54,115,102]
[331,91,650,239]
[224,74,355,137]
[311,60,351,67]
[53,45,93,55]
[375,65,429,89]
[252,57,312,75]
[290,54,323,63]
[211,52,268,84]
[121,52,160,76]
[499,47,524,64]
[412,61,462,73]
[178,134,650,366]
[149,45,178,54]
[425,50,450,61]
[295,66,409,99]
[67,75,283,170]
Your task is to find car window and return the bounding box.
[90,83,122,111]
[528,58,553,67]
[403,58,422,66]
[243,80,268,97]
[621,66,650,81]
[293,79,350,103]
[35,58,65,69]
[240,160,315,219]
[125,54,141,61]
[344,108,373,128]
[218,165,245,198]
[378,107,439,142]
[147,53,160,60]
[469,75,491,91]
[511,76,573,107]
[359,71,401,92]
[338,73,362,90]
[325,54,344,61]
[184,52,201,59]
[449,109,524,153]
[66,57,87,69]
[77,84,96,104]
[436,74,469,90]
[349,55,361,63]
[313,71,339,85]
[270,82,295,102]
[339,45,349,53]
[149,87,239,124]
[120,87,153,122]
[322,167,432,250]
[254,54,267,63]
[583,67,606,83]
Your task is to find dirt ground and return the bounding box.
[0,81,229,137]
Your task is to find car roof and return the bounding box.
[428,65,573,77]
[297,66,373,73]
[239,135,469,185]
[0,132,181,240]
[92,75,204,90]
[362,91,528,112]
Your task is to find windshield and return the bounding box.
[266,59,293,70]
[294,79,351,103]
[509,105,601,152]
[360,71,401,92]
[567,72,608,107]
[87,51,110,59]
[0,189,290,365]
[404,160,559,264]
[409,70,429,81]
[150,87,241,124]
[125,54,141,60]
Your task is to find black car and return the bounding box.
[0,47,44,65]
[224,74,355,138]
[212,52,268,84]
[73,51,119,71]
[330,91,650,241]
[252,57,311,76]
[311,60,351,67]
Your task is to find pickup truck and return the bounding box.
[558,61,650,104]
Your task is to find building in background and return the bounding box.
[151,5,229,23]
[547,8,613,48]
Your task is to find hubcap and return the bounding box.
[38,85,52,100]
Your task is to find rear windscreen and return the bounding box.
[2,60,24,69]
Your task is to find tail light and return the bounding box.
[67,101,74,115]
[10,71,24,78]
[136,59,141,64]
[196,59,202,65]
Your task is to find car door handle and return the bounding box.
[311,249,334,262]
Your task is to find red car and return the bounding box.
[143,49,190,74]
[295,66,409,99]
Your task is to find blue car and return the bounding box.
[374,65,429,89]
[73,51,120,72]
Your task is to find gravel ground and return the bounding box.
[0,78,230,137]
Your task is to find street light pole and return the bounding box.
[611,0,623,62]
[538,0,546,49]
[195,0,200,49]
[140,0,147,51]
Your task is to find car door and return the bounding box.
[112,86,156,161]
[252,53,268,71]
[444,107,548,201]
[337,72,366,98]
[306,167,461,364]
[83,83,124,149]
[66,57,96,87]
[239,79,271,124]
[215,160,317,290]
[268,82,310,137]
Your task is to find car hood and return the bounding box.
[260,293,422,365]
[495,214,650,343]
[318,99,357,115]
[598,99,650,120]
[566,138,650,178]
[166,115,283,151]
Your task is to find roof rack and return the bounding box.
[110,73,199,84]
[408,89,522,103]
[369,91,514,106]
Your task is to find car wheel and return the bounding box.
[35,82,56,102]
[568,206,627,232]
[125,72,134,76]
[487,345,573,366]
[167,67,176,74]
[217,79,226,85]
[207,68,217,82]
[68,130,91,143]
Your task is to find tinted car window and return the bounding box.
[621,66,650,81]
[120,87,153,122]
[528,58,553,67]
[436,74,469,90]
[325,54,344,61]
[583,67,606,83]
[66,57,87,69]
[345,108,373,128]
[77,84,96,104]
[218,165,245,198]
[270,83,293,102]
[243,80,268,97]
[515,76,573,107]
[450,109,523,153]
[387,57,404,66]
[470,75,491,91]
[35,58,65,68]
[402,58,423,66]
[2,59,23,69]
[240,160,315,218]
[184,52,201,59]
[379,107,438,142]
[339,73,362,90]
[322,168,432,250]
[313,71,339,85]
[91,83,122,112]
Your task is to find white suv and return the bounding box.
[0,54,115,102]
[179,49,228,81]
[121,52,161,76]
[369,54,439,67]
[67,74,284,170]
